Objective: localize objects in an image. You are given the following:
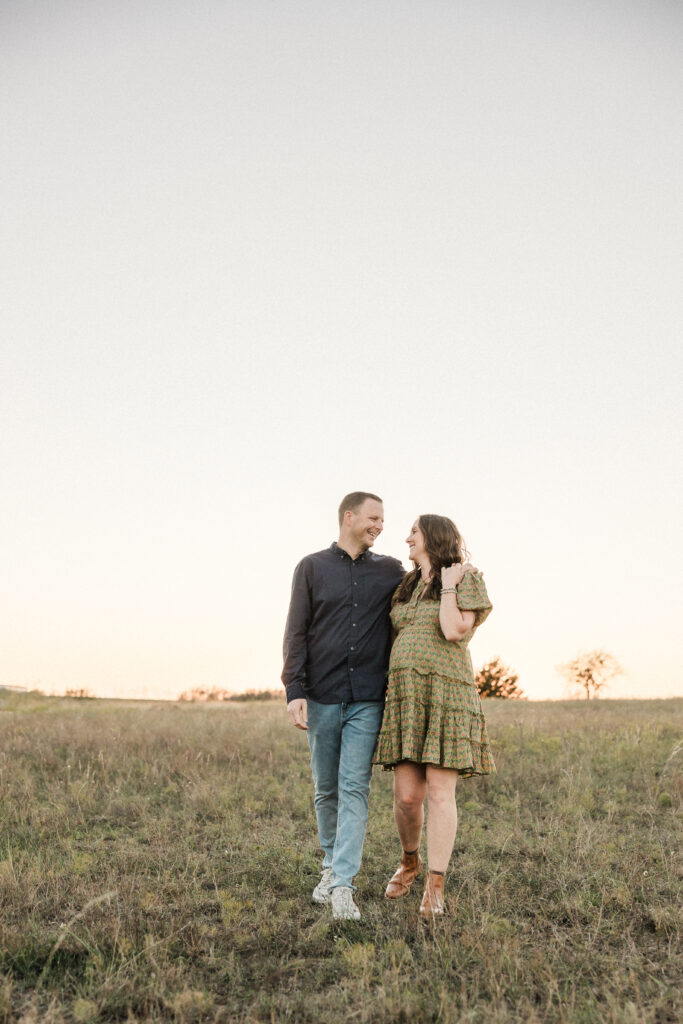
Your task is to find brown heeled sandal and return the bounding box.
[385,848,423,899]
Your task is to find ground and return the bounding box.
[0,692,680,1023]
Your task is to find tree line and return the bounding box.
[177,649,623,703]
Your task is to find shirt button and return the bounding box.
[352,623,357,627]
[353,603,358,607]
[350,646,355,651]
[350,667,354,672]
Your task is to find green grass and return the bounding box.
[0,691,680,1022]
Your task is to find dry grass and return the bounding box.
[0,691,680,1022]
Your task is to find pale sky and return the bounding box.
[2,0,682,701]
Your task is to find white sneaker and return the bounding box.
[331,886,361,921]
[312,867,335,904]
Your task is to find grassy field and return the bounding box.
[0,691,680,1023]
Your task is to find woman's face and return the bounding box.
[406,520,427,563]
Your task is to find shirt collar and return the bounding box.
[330,541,367,563]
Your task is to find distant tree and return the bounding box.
[64,688,94,699]
[177,687,284,703]
[177,687,231,702]
[556,649,623,699]
[475,657,524,699]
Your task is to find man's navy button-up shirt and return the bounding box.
[282,542,405,704]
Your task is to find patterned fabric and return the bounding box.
[373,572,495,776]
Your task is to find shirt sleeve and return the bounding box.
[391,557,407,584]
[281,558,313,702]
[457,570,493,628]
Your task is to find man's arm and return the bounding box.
[282,558,312,728]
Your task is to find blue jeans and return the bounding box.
[306,699,384,891]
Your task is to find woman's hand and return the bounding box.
[441,562,476,589]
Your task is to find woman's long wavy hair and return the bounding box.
[393,514,469,604]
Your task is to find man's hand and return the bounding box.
[287,698,308,730]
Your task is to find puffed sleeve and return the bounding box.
[456,570,492,628]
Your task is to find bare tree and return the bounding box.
[557,649,623,699]
[475,657,524,699]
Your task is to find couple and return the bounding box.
[282,491,494,921]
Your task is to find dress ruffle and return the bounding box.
[373,668,496,776]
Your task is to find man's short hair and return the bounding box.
[338,491,383,528]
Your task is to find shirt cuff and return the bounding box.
[285,681,307,703]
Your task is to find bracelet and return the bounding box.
[440,587,458,595]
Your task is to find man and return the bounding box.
[282,491,404,920]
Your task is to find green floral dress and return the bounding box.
[373,572,495,776]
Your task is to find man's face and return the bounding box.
[348,499,384,550]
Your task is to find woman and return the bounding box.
[373,514,495,918]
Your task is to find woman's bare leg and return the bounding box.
[425,765,458,872]
[393,761,427,851]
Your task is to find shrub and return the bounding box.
[475,657,524,699]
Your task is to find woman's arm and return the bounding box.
[439,592,476,641]
[439,563,476,641]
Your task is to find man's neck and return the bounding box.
[336,535,368,561]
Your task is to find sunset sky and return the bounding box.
[2,0,682,702]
